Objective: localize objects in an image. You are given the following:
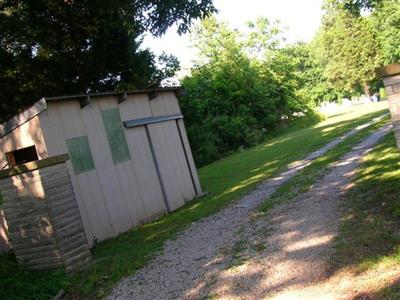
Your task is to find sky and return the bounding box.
[142,0,324,72]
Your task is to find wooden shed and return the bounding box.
[0,87,202,247]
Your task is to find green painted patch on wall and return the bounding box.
[66,136,95,175]
[101,108,131,164]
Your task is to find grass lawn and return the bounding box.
[331,132,400,299]
[0,101,389,299]
[259,113,390,212]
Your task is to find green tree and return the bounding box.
[182,18,264,164]
[181,17,313,166]
[283,42,341,104]
[246,18,284,58]
[372,0,400,64]
[318,4,381,96]
[0,0,215,120]
[341,0,383,14]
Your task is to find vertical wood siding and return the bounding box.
[39,102,115,244]
[148,93,199,205]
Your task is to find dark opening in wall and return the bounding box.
[6,145,39,166]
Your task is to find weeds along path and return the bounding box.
[107,118,390,300]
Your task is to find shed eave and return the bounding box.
[0,86,183,138]
[0,98,47,139]
[45,86,183,103]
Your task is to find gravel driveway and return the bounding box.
[108,122,391,300]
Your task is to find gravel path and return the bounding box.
[108,121,391,300]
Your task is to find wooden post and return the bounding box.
[377,63,400,149]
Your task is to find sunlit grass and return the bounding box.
[200,102,387,201]
[333,133,400,298]
[259,114,390,212]
[0,102,389,299]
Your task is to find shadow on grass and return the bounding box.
[200,109,388,195]
[329,133,400,277]
[0,251,67,300]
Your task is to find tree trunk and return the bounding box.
[363,83,371,98]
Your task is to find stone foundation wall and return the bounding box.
[0,155,91,272]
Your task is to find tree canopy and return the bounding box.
[309,0,400,98]
[372,0,400,64]
[317,5,381,96]
[0,0,215,120]
[340,0,384,14]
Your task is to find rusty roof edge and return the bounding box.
[45,86,182,102]
[0,98,48,139]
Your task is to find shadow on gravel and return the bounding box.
[190,215,338,299]
[186,124,400,300]
[189,184,342,298]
